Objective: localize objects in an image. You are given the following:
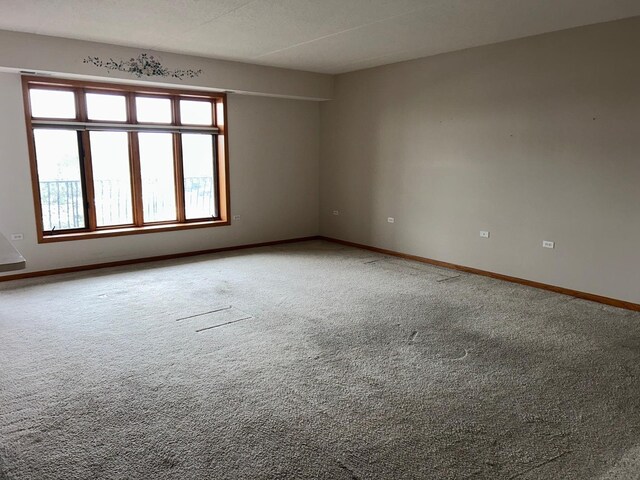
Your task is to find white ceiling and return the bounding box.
[0,0,638,74]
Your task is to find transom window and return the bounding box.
[22,77,229,242]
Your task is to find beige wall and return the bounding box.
[320,17,640,303]
[2,16,638,304]
[0,72,320,275]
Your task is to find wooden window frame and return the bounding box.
[22,76,230,243]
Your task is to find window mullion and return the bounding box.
[79,131,97,231]
[173,133,186,223]
[75,89,97,231]
[128,132,144,227]
[30,120,219,134]
[128,93,145,227]
[172,98,186,222]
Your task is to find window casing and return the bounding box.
[22,76,229,243]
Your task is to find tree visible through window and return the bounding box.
[22,77,229,242]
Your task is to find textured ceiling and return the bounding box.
[0,0,638,74]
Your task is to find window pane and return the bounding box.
[89,132,133,226]
[136,97,171,123]
[138,133,176,222]
[86,93,127,121]
[30,89,76,119]
[182,134,216,219]
[33,129,85,231]
[180,100,212,125]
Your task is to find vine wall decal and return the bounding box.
[83,53,202,80]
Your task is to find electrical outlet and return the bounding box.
[10,233,23,241]
[387,217,395,224]
[480,231,490,238]
[332,210,340,216]
[232,215,241,220]
[543,240,555,249]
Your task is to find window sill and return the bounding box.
[39,219,230,243]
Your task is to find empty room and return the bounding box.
[1,1,639,478]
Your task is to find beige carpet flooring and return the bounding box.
[1,240,639,479]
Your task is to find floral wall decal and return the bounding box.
[83,53,202,80]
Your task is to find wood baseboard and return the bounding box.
[3,234,638,312]
[0,236,321,282]
[320,236,640,312]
